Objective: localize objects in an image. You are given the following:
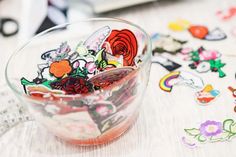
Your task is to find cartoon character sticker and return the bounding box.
[195,84,220,105]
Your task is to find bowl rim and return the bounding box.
[5,17,152,103]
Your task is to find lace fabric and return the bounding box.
[0,85,32,136]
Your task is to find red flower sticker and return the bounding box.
[105,29,138,66]
[50,77,94,95]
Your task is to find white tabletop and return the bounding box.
[0,0,236,157]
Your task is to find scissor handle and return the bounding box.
[0,18,19,37]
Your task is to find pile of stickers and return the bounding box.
[151,34,186,71]
[19,26,141,140]
[181,46,226,78]
[153,18,236,148]
[159,71,220,105]
[21,26,139,96]
[151,33,226,78]
[168,19,227,41]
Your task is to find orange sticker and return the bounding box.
[49,60,72,78]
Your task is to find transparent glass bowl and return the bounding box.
[5,18,151,146]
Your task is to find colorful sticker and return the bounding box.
[199,50,221,61]
[168,19,191,32]
[159,71,181,92]
[216,7,236,20]
[105,29,138,66]
[41,42,71,63]
[159,71,204,92]
[50,76,94,95]
[181,46,226,77]
[204,28,227,41]
[188,25,209,39]
[152,55,181,71]
[152,33,187,55]
[228,86,236,98]
[184,119,236,146]
[88,101,120,133]
[21,26,139,95]
[228,86,236,112]
[195,84,220,105]
[209,59,226,78]
[181,47,193,55]
[170,21,227,41]
[49,59,72,78]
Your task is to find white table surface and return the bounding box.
[0,0,236,157]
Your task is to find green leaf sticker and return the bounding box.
[21,78,35,86]
[198,135,207,142]
[210,132,229,142]
[95,48,105,63]
[99,60,108,68]
[184,128,200,136]
[230,123,236,134]
[223,119,234,132]
[228,133,236,140]
[41,80,53,89]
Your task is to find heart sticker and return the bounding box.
[188,25,209,39]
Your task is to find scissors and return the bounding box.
[0,18,19,37]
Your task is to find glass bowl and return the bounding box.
[5,18,151,146]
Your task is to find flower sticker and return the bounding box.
[50,77,94,95]
[184,119,236,147]
[105,29,138,66]
[49,60,72,78]
[200,120,223,137]
[95,104,116,117]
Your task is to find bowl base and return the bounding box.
[61,111,139,146]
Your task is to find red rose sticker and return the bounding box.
[105,29,138,66]
[50,77,94,95]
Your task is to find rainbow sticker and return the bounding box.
[159,71,181,92]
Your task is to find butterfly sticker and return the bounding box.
[41,42,71,62]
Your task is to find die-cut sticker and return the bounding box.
[195,84,220,105]
[152,55,181,71]
[188,25,209,39]
[184,119,236,147]
[204,28,227,41]
[159,71,181,92]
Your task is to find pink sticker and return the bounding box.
[181,47,193,55]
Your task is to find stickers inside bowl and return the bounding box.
[20,26,140,97]
[19,26,143,140]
